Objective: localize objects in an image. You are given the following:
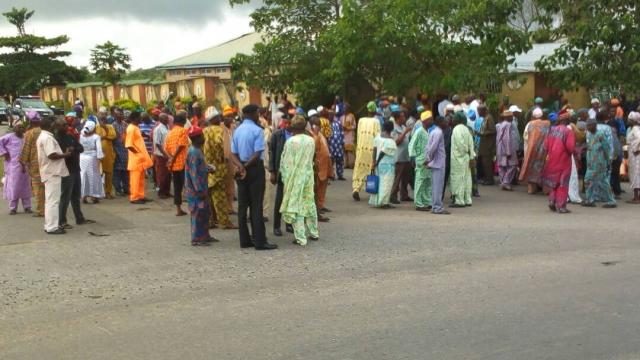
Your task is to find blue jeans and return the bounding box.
[113,169,129,194]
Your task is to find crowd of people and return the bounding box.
[1,92,638,248]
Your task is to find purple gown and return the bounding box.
[0,133,31,210]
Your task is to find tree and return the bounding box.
[508,0,560,43]
[0,7,82,97]
[536,0,640,93]
[230,0,531,107]
[90,41,132,84]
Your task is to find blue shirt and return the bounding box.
[231,119,265,162]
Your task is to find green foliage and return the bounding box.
[535,0,640,92]
[230,0,531,105]
[123,68,164,81]
[0,7,81,97]
[90,41,132,85]
[113,98,140,111]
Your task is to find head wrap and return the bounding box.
[366,101,377,113]
[316,106,324,113]
[467,109,477,121]
[290,115,307,130]
[549,112,558,123]
[222,105,234,117]
[508,105,522,113]
[532,108,543,119]
[591,98,600,105]
[453,111,467,124]
[416,105,425,113]
[83,121,96,134]
[445,103,455,111]
[87,115,98,123]
[628,111,640,124]
[558,110,571,121]
[188,125,203,138]
[390,104,401,113]
[501,111,513,118]
[205,106,220,122]
[73,104,83,113]
[420,111,433,121]
[534,97,543,104]
[65,112,76,118]
[307,109,318,118]
[26,111,41,122]
[296,107,305,115]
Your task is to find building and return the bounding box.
[503,42,590,109]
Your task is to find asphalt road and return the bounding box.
[1,168,639,359]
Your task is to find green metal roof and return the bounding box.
[118,79,151,86]
[66,82,104,89]
[156,32,262,70]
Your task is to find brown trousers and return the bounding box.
[391,161,411,201]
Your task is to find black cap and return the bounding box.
[242,104,259,114]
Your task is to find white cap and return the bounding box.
[508,105,522,113]
[591,98,600,104]
[445,103,455,110]
[307,109,318,118]
[98,106,108,113]
[205,106,220,121]
[316,106,324,113]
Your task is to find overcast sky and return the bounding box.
[0,0,255,69]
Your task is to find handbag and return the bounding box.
[365,171,379,194]
[365,152,386,194]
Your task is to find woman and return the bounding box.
[79,121,104,204]
[342,104,356,168]
[626,112,640,204]
[369,120,397,209]
[0,121,31,215]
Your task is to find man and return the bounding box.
[588,98,600,120]
[55,118,94,228]
[139,112,156,156]
[165,112,190,215]
[476,105,496,185]
[310,115,332,220]
[449,112,475,207]
[541,111,576,213]
[260,108,274,221]
[19,111,44,217]
[508,105,525,146]
[389,109,412,204]
[408,111,433,211]
[125,111,154,205]
[329,110,346,180]
[525,96,544,123]
[112,108,130,196]
[230,104,277,250]
[203,107,237,229]
[222,107,237,213]
[583,114,616,208]
[317,106,333,140]
[269,115,294,237]
[184,125,217,246]
[0,121,31,215]
[36,117,71,235]
[153,113,171,198]
[95,108,117,199]
[352,101,381,201]
[279,115,319,246]
[425,116,449,215]
[519,108,550,194]
[496,111,519,191]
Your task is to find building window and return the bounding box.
[204,68,212,74]
[215,68,227,74]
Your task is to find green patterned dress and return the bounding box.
[279,134,319,245]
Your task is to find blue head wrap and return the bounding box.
[390,104,401,113]
[296,107,305,115]
[467,109,477,121]
[87,115,98,123]
[549,112,558,123]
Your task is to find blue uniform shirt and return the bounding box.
[231,118,265,162]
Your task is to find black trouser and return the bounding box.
[59,172,84,225]
[237,162,266,247]
[611,158,622,195]
[273,179,285,230]
[172,170,185,206]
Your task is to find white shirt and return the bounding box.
[588,108,598,120]
[153,123,169,157]
[36,130,69,182]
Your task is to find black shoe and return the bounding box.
[285,224,294,233]
[76,219,96,225]
[602,204,617,208]
[548,204,557,212]
[255,243,278,250]
[415,206,431,212]
[450,204,465,208]
[433,210,451,215]
[338,177,346,181]
[581,202,596,208]
[309,236,319,241]
[130,200,146,205]
[472,191,480,197]
[240,242,255,249]
[46,228,66,235]
[352,192,360,201]
[390,199,401,205]
[205,237,220,243]
[191,241,211,246]
[320,207,332,213]
[273,228,283,237]
[60,223,74,230]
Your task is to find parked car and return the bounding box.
[0,98,8,125]
[13,96,54,120]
